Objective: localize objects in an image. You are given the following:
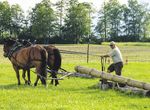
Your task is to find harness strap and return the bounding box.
[11,54,43,69]
[8,43,23,59]
[49,53,54,56]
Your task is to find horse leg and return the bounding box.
[22,69,28,84]
[41,77,46,86]
[50,71,54,85]
[52,71,59,86]
[54,74,59,86]
[13,65,21,85]
[36,67,46,86]
[27,69,31,85]
[51,79,54,85]
[34,75,40,86]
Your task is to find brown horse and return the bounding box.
[3,38,47,86]
[43,45,61,86]
[17,39,62,86]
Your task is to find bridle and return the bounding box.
[4,42,23,59]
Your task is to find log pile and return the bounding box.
[75,66,150,91]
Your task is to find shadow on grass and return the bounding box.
[88,83,150,98]
[0,84,31,90]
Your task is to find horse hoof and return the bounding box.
[50,81,54,85]
[55,83,59,86]
[25,81,28,84]
[146,91,150,97]
[27,81,31,85]
[28,82,30,85]
[45,84,48,88]
[34,83,37,86]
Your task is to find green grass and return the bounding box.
[102,42,150,46]
[0,44,150,110]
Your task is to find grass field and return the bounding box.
[0,43,150,110]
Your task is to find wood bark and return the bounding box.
[75,66,150,90]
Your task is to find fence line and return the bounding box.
[60,49,150,63]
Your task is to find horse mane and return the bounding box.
[4,38,16,46]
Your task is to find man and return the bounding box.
[100,41,125,88]
[101,41,123,76]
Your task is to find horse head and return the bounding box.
[3,38,16,57]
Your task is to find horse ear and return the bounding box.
[16,39,19,42]
[3,37,9,42]
[33,40,37,44]
[27,39,30,42]
[3,39,6,44]
[3,38,9,44]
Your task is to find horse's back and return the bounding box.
[43,45,61,70]
[12,45,47,68]
[27,45,47,63]
[43,45,56,53]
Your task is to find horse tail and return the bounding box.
[53,48,61,71]
[40,49,47,85]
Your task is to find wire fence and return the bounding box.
[56,44,150,63]
[0,44,150,64]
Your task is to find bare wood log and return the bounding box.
[75,66,150,90]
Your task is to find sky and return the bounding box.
[0,0,150,17]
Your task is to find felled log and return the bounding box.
[75,66,150,90]
[117,85,150,96]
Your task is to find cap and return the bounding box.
[109,41,116,46]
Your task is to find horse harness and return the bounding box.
[7,42,23,59]
[7,42,43,69]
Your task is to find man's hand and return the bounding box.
[100,55,104,58]
[100,55,109,57]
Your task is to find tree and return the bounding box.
[96,0,122,41]
[64,0,92,43]
[121,0,150,41]
[29,0,57,39]
[139,3,150,40]
[0,1,11,37]
[122,0,142,41]
[55,0,66,38]
[0,1,24,38]
[96,0,150,42]
[107,0,123,40]
[10,4,24,37]
[95,1,109,41]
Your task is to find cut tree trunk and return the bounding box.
[75,66,150,90]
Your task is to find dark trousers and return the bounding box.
[108,62,123,75]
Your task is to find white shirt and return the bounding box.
[108,46,123,64]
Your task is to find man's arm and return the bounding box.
[101,49,116,58]
[100,54,110,57]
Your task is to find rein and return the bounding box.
[10,53,44,69]
[7,43,43,69]
[30,68,74,80]
[7,42,23,59]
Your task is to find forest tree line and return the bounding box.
[0,0,150,44]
